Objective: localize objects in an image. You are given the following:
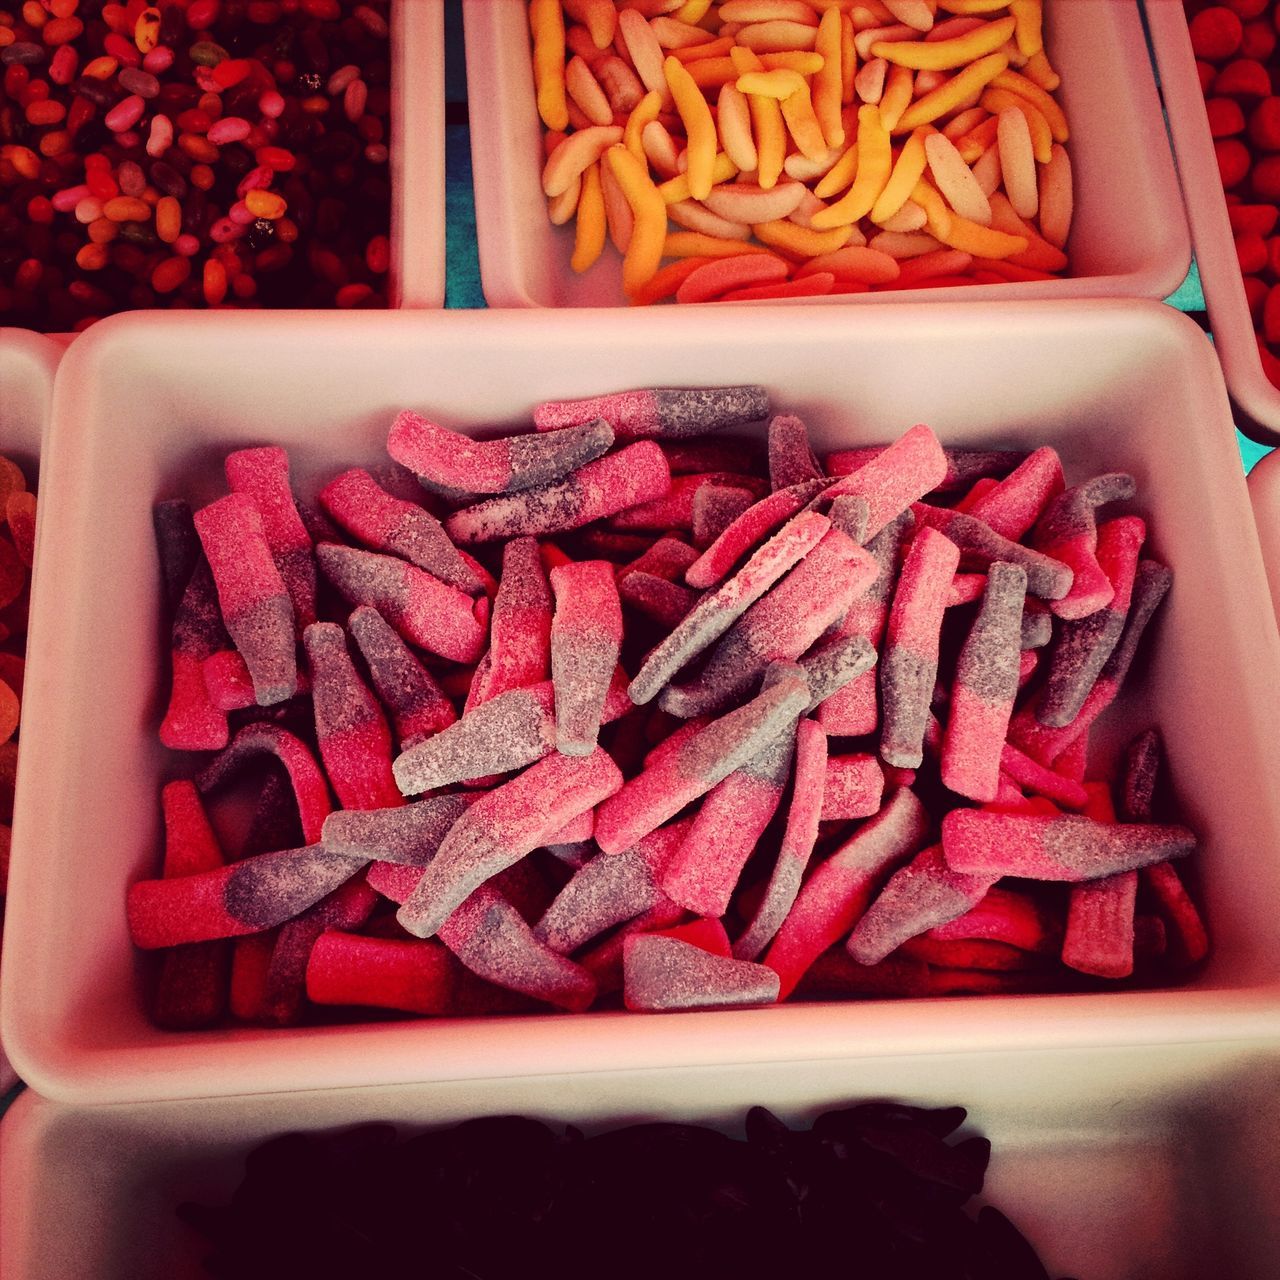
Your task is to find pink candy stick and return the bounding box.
[941,809,1196,881]
[611,471,767,532]
[1032,472,1137,621]
[764,786,930,999]
[734,718,827,962]
[534,818,692,954]
[596,668,810,855]
[398,747,624,938]
[768,413,824,490]
[692,484,757,549]
[655,917,731,955]
[946,573,987,606]
[316,542,487,664]
[618,535,700,583]
[880,525,960,769]
[817,424,947,540]
[928,885,1059,953]
[550,559,624,755]
[641,715,710,769]
[953,478,998,515]
[660,719,796,917]
[318,467,484,594]
[846,843,998,966]
[548,806,595,845]
[619,571,699,627]
[436,884,597,1012]
[160,560,230,750]
[347,606,457,750]
[445,442,672,544]
[466,537,553,711]
[1063,869,1137,979]
[202,648,257,712]
[225,446,316,627]
[534,385,769,439]
[940,562,1027,801]
[824,445,1023,493]
[999,742,1088,810]
[306,930,453,1015]
[304,623,401,811]
[388,408,614,495]
[366,861,430,903]
[967,445,1065,541]
[819,753,885,821]
[1037,516,1146,728]
[818,512,912,737]
[629,509,832,705]
[623,934,779,1011]
[194,493,297,705]
[660,528,876,718]
[198,724,333,844]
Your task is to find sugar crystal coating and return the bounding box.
[306,931,453,1016]
[692,484,757,549]
[623,935,780,1011]
[467,537,553,711]
[161,559,231,751]
[818,425,947,540]
[534,386,769,439]
[967,446,1065,541]
[768,413,824,490]
[611,471,767,533]
[322,793,477,866]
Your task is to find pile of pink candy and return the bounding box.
[127,384,1208,1027]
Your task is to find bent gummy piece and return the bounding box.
[941,809,1196,881]
[596,667,811,855]
[319,467,484,595]
[880,525,961,769]
[316,542,487,664]
[193,493,298,705]
[225,446,317,628]
[967,445,1064,542]
[388,408,614,496]
[534,385,769,439]
[323,792,477,877]
[436,884,597,1012]
[397,747,624,938]
[347,606,457,751]
[445,441,672,544]
[623,935,780,1011]
[467,536,553,711]
[764,786,931,1000]
[550,559,623,754]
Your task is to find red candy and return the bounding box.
[1190,6,1245,60]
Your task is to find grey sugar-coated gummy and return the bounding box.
[227,592,298,706]
[798,633,877,710]
[316,542,405,605]
[304,623,372,733]
[826,786,931,876]
[153,499,199,616]
[498,536,552,611]
[1020,604,1054,650]
[653,385,770,438]
[955,563,1027,703]
[391,685,554,794]
[223,845,367,929]
[1033,472,1137,544]
[505,418,615,492]
[1037,604,1126,727]
[534,847,663,954]
[768,413,824,490]
[623,935,780,1010]
[692,484,756,548]
[1121,728,1162,822]
[321,794,475,866]
[553,631,618,755]
[828,494,869,545]
[879,647,937,770]
[380,504,484,593]
[920,508,1073,600]
[1098,561,1172,686]
[347,606,451,730]
[732,857,804,961]
[172,559,232,656]
[444,473,588,543]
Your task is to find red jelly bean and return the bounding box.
[1207,95,1245,135]
[1252,153,1280,199]
[1213,57,1271,97]
[1227,201,1278,234]
[1237,229,1269,273]
[1243,273,1268,321]
[1197,58,1217,93]
[1190,6,1244,60]
[1215,136,1252,186]
[1263,283,1280,344]
[1249,95,1280,149]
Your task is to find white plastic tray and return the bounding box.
[2,1041,1278,1279]
[1146,0,1280,444]
[465,0,1189,308]
[5,300,1280,1106]
[0,329,58,1096]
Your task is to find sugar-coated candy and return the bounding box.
[623,935,780,1011]
[597,668,810,855]
[198,724,333,844]
[316,543,487,664]
[818,425,947,540]
[765,787,930,999]
[610,471,767,532]
[880,526,961,769]
[534,385,769,439]
[203,649,258,713]
[768,413,824,490]
[797,633,879,711]
[1121,727,1161,822]
[194,493,298,706]
[225,447,317,628]
[1020,598,1055,650]
[160,559,230,751]
[534,819,691,954]
[940,562,1028,801]
[398,748,624,938]
[436,884,597,1012]
[152,499,200,618]
[577,897,688,995]
[828,494,871,546]
[899,937,1037,973]
[347,607,457,751]
[692,484,757,549]
[734,719,827,962]
[941,809,1196,881]
[825,446,1026,492]
[388,408,615,495]
[846,844,998,966]
[1031,471,1137,620]
[1063,869,1138,979]
[467,537,553,711]
[322,793,478,866]
[618,535,700,584]
[966,445,1065,541]
[928,885,1059,954]
[127,843,366,949]
[629,509,831,705]
[550,560,624,754]
[999,742,1088,810]
[306,931,453,1016]
[619,571,699,626]
[819,754,885,821]
[319,467,485,595]
[445,442,672,544]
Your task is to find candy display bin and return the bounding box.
[465,0,1189,309]
[1,1040,1279,1279]
[1146,0,1280,445]
[6,299,1280,1107]
[0,329,59,1095]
